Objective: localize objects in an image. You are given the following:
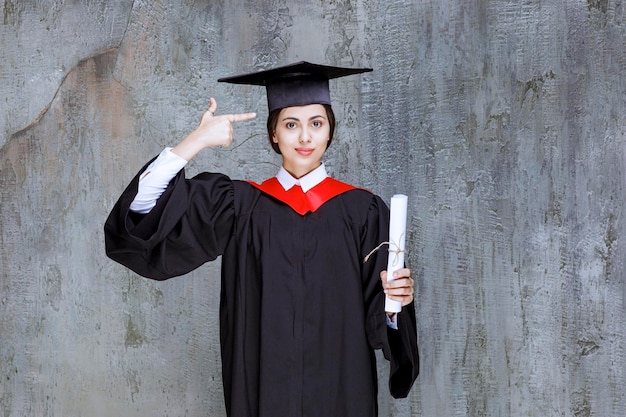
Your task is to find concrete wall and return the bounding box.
[1,1,625,416]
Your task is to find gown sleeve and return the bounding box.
[104,160,235,280]
[361,195,419,398]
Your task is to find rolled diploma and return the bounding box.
[385,194,408,313]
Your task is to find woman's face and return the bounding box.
[272,104,330,179]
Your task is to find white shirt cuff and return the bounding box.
[129,147,188,214]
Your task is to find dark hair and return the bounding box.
[266,104,336,154]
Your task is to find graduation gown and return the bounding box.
[104,163,419,417]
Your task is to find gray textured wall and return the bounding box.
[1,1,625,416]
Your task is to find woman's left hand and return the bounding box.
[380,268,415,307]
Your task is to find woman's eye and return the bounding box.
[312,120,322,128]
[286,122,296,129]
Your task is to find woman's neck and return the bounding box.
[282,162,322,179]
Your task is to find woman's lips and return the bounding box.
[296,148,314,156]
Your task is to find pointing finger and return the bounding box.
[227,112,257,123]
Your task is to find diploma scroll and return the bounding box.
[385,194,408,313]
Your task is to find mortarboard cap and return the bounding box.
[218,61,372,112]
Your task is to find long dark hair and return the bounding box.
[266,104,336,154]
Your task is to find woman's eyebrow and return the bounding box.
[281,114,327,121]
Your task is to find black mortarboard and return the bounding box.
[218,61,372,112]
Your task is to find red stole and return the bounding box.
[247,177,357,215]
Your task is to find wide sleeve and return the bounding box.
[361,195,419,398]
[104,160,235,280]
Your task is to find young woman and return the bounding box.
[105,62,418,417]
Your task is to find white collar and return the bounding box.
[276,163,328,193]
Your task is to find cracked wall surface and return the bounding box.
[1,1,625,416]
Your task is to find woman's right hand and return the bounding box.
[172,97,256,161]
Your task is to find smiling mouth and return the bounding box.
[296,148,314,156]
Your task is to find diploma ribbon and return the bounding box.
[363,233,406,265]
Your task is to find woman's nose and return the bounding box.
[299,129,311,143]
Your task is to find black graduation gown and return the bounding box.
[104,163,419,417]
